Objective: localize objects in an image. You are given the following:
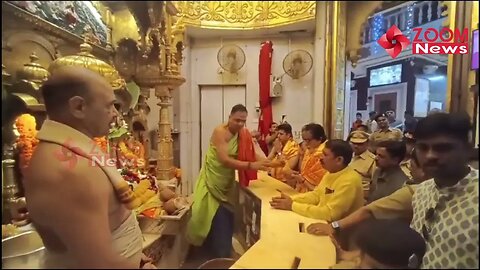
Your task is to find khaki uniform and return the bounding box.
[349,151,376,195]
[369,128,403,153]
[368,167,409,203]
[399,159,413,181]
[348,131,376,200]
[366,185,415,220]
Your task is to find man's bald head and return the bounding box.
[41,66,111,115]
[40,66,118,137]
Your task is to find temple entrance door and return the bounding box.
[368,83,407,122]
[200,85,246,167]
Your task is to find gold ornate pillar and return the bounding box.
[133,2,185,180]
[344,1,384,67]
[445,2,476,113]
[324,1,347,139]
[155,86,174,179]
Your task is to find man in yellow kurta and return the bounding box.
[267,123,299,184]
[288,123,328,192]
[186,104,270,259]
[270,139,363,222]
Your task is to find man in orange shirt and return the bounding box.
[267,123,299,185]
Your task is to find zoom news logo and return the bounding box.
[377,25,410,59]
[378,25,470,58]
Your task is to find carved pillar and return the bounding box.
[139,87,151,162]
[131,1,185,180]
[345,1,384,67]
[155,86,173,179]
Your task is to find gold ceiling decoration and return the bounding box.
[48,42,125,90]
[174,1,316,29]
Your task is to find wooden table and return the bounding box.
[231,173,336,269]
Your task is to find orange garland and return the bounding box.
[15,114,39,171]
[93,137,108,153]
[118,140,145,167]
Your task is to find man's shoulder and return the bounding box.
[467,168,479,181]
[414,178,435,193]
[393,166,411,181]
[389,127,403,134]
[463,168,479,191]
[340,168,363,183]
[213,125,228,134]
[362,150,376,160]
[27,147,105,187]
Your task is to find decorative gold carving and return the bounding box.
[444,1,456,113]
[324,1,347,139]
[3,64,13,85]
[334,2,347,139]
[345,1,383,67]
[110,9,141,49]
[112,1,185,181]
[2,2,112,58]
[174,1,316,29]
[48,42,126,90]
[17,53,50,84]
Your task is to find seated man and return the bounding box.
[306,149,431,238]
[368,140,409,203]
[267,123,299,184]
[308,112,479,269]
[269,139,363,222]
[348,131,376,202]
[287,123,328,192]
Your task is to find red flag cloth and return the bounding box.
[258,41,274,148]
[237,128,258,187]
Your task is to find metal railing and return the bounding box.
[362,1,446,45]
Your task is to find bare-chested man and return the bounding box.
[187,104,270,259]
[24,67,154,269]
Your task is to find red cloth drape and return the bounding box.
[238,128,257,187]
[258,41,274,155]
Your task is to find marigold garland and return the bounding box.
[118,140,145,167]
[15,114,39,171]
[93,137,108,153]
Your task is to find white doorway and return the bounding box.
[200,85,246,166]
[368,83,407,123]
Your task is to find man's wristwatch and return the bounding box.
[331,221,340,233]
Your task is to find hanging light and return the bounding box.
[405,2,415,35]
[372,14,384,55]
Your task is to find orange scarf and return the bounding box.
[297,141,328,192]
[238,128,257,187]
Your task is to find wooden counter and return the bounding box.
[231,173,336,269]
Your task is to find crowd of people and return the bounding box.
[266,110,478,269]
[188,102,478,269]
[22,67,478,269]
